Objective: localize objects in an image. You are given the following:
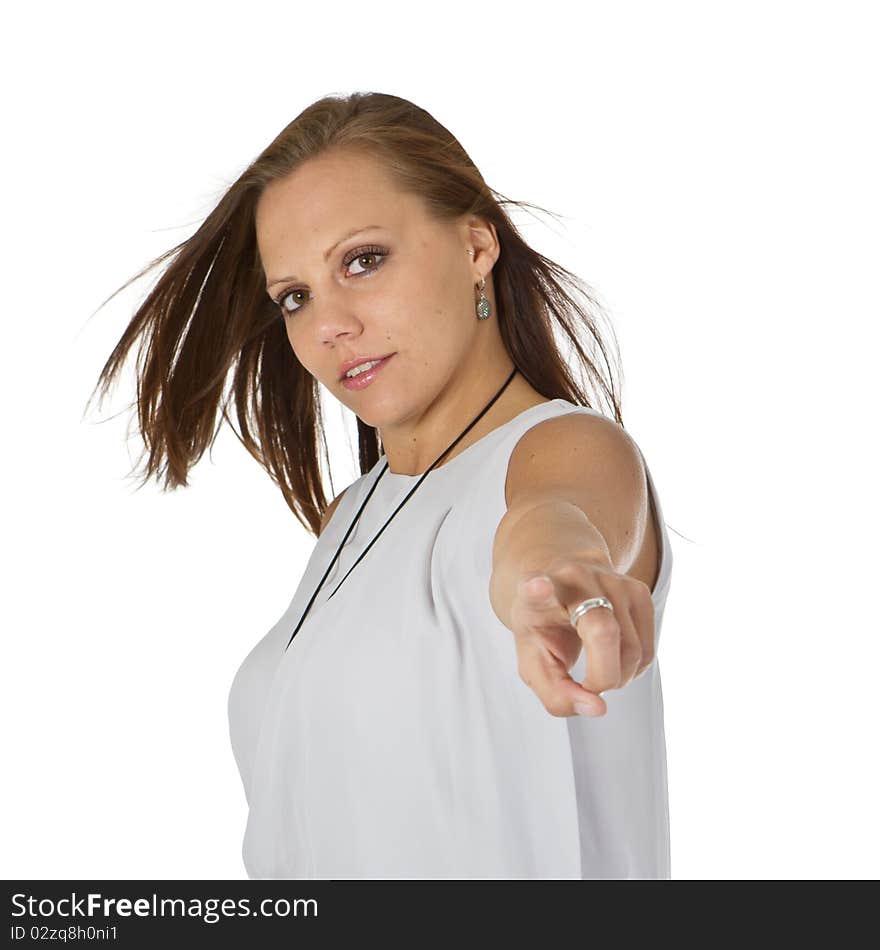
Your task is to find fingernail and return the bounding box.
[574,702,600,717]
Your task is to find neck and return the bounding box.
[379,364,540,476]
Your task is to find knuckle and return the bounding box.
[623,643,643,668]
[593,676,617,693]
[626,578,654,612]
[631,577,652,599]
[545,697,569,718]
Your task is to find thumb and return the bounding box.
[519,573,561,608]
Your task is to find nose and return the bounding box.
[308,283,364,347]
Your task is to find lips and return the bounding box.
[338,353,395,380]
[340,354,394,390]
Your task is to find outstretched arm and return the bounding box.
[489,412,656,718]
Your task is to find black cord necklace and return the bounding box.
[284,367,519,652]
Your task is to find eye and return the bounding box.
[273,245,389,319]
[344,245,387,276]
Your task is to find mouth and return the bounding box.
[340,353,395,390]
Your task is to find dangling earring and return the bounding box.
[476,276,491,320]
[466,248,491,320]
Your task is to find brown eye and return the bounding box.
[276,288,310,318]
[344,247,387,276]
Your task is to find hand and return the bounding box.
[507,555,656,718]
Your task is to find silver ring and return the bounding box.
[569,596,614,628]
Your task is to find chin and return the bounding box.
[347,397,405,430]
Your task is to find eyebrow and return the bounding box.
[265,224,385,291]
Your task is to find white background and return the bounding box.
[3,0,877,879]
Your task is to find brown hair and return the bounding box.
[87,91,625,537]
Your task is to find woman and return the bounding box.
[91,91,673,880]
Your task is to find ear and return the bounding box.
[460,215,500,275]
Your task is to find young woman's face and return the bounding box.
[255,149,497,429]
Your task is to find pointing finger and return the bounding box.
[516,635,607,718]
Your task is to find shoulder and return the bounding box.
[505,408,646,511]
[504,408,655,583]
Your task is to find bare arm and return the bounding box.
[487,412,656,717]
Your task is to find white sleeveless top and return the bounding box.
[228,398,674,879]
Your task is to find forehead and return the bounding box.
[255,150,424,253]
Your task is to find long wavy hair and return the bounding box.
[87,91,625,537]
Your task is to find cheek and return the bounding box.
[285,326,314,370]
